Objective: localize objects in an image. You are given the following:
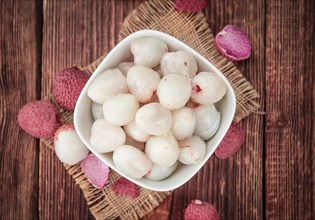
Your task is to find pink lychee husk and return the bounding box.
[53,67,90,110]
[113,177,140,199]
[18,100,60,138]
[184,200,220,220]
[215,121,246,159]
[175,0,208,13]
[215,25,251,61]
[81,154,110,189]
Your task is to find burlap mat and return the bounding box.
[41,0,260,219]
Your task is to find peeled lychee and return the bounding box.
[191,72,226,105]
[175,0,208,13]
[135,103,172,136]
[184,200,220,220]
[178,136,206,165]
[124,120,151,143]
[53,67,90,110]
[127,66,161,103]
[157,74,192,110]
[194,104,221,140]
[81,154,110,189]
[18,100,60,138]
[145,162,178,181]
[215,25,251,61]
[87,68,128,104]
[113,145,152,179]
[91,102,104,120]
[90,119,126,153]
[171,107,196,141]
[145,133,180,167]
[117,61,134,76]
[54,124,89,165]
[131,37,168,68]
[102,93,139,126]
[160,50,197,78]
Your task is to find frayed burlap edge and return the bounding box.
[119,0,261,122]
[41,0,261,219]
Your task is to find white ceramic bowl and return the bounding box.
[74,30,236,191]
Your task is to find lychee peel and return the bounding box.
[113,177,140,199]
[215,121,245,159]
[215,25,251,61]
[81,154,110,189]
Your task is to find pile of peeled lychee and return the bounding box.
[87,36,226,181]
[17,35,246,187]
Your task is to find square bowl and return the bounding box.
[74,30,236,192]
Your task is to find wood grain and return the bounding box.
[1,0,314,219]
[0,0,41,219]
[265,0,315,219]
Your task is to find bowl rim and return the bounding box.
[74,29,236,191]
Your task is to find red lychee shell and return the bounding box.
[53,67,90,110]
[215,121,245,159]
[175,0,208,13]
[18,100,60,138]
[215,25,251,61]
[113,177,140,199]
[184,200,220,220]
[81,154,110,189]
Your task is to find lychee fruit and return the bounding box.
[160,50,198,78]
[178,136,206,165]
[81,154,110,189]
[184,200,220,220]
[157,74,192,110]
[191,72,226,105]
[145,161,178,181]
[54,124,89,165]
[193,104,221,140]
[53,67,90,110]
[18,100,60,138]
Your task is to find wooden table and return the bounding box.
[1,0,314,219]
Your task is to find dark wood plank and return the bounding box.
[40,0,144,219]
[0,0,41,219]
[169,0,266,219]
[40,1,105,219]
[265,0,315,219]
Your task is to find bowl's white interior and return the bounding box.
[74,30,236,191]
